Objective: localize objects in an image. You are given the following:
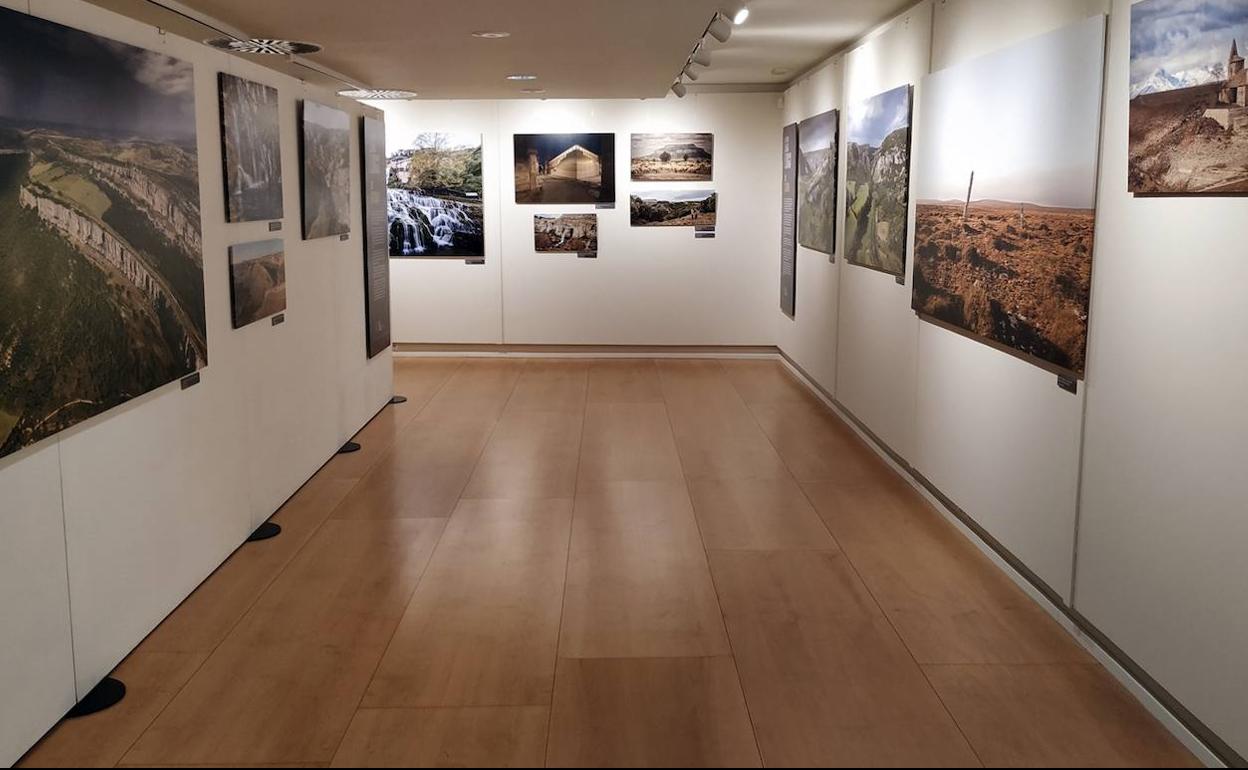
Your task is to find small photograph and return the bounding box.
[629,189,717,227]
[387,131,484,257]
[630,132,714,181]
[300,100,352,239]
[228,239,287,328]
[797,109,839,255]
[534,214,598,256]
[219,73,283,222]
[1129,0,1248,194]
[515,133,616,203]
[845,84,913,275]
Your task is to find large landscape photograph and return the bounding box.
[845,85,912,275]
[387,131,484,257]
[0,8,206,460]
[630,189,717,227]
[515,133,615,203]
[219,73,283,222]
[534,213,598,256]
[1129,0,1248,194]
[630,132,713,181]
[300,100,351,239]
[912,16,1106,375]
[798,109,838,255]
[228,239,286,329]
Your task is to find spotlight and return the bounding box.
[671,80,687,98]
[733,6,750,25]
[691,47,712,67]
[683,66,700,81]
[708,13,733,43]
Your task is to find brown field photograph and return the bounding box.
[630,189,716,227]
[911,16,1106,375]
[631,132,713,181]
[1128,0,1248,194]
[534,213,598,256]
[228,239,286,328]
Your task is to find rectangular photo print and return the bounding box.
[300,100,351,239]
[797,109,838,255]
[515,133,615,203]
[0,6,205,460]
[630,189,717,227]
[228,239,287,329]
[387,131,484,257]
[534,214,598,256]
[1129,0,1248,194]
[219,73,283,222]
[630,132,713,181]
[912,16,1106,376]
[845,84,912,275]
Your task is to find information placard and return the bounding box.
[361,115,392,358]
[780,122,798,317]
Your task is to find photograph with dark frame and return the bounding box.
[534,214,598,256]
[0,6,205,460]
[630,132,713,181]
[514,133,615,203]
[300,100,351,239]
[630,189,717,227]
[228,239,287,329]
[387,131,484,257]
[219,73,283,222]
[912,16,1105,376]
[845,84,912,275]
[797,109,838,255]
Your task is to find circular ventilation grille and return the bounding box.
[205,37,322,55]
[338,89,419,100]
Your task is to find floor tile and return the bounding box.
[331,706,548,768]
[688,478,838,551]
[577,402,683,484]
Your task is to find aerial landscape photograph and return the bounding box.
[300,100,352,239]
[845,84,912,275]
[797,109,838,255]
[219,73,283,222]
[515,133,616,204]
[629,189,717,226]
[912,17,1105,374]
[387,131,484,257]
[630,132,714,181]
[228,239,287,329]
[0,7,206,459]
[534,213,598,256]
[1128,0,1248,194]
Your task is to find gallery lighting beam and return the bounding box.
[733,5,751,25]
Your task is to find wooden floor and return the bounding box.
[19,358,1199,768]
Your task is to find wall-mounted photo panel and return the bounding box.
[797,109,839,255]
[361,116,391,357]
[218,73,283,222]
[1128,0,1248,194]
[0,6,206,461]
[534,214,598,257]
[387,131,484,257]
[845,84,912,275]
[629,189,717,227]
[228,239,287,329]
[912,15,1106,376]
[514,133,615,203]
[299,100,351,239]
[630,132,714,181]
[780,122,797,317]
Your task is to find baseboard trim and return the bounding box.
[774,348,1232,769]
[393,343,780,359]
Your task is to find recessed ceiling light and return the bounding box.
[520,88,547,95]
[339,89,419,100]
[506,74,538,81]
[733,7,750,25]
[205,37,322,55]
[471,31,511,39]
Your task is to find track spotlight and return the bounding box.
[708,13,733,43]
[691,47,712,67]
[733,5,750,25]
[683,66,700,81]
[671,80,688,98]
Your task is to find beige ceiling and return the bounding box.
[87,0,920,98]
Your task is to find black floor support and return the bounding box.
[338,441,361,454]
[389,395,408,405]
[247,521,281,542]
[66,677,125,719]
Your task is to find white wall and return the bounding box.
[382,93,781,347]
[0,0,393,764]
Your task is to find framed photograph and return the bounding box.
[629,189,717,227]
[845,85,912,276]
[631,132,713,181]
[228,239,287,329]
[514,133,615,203]
[300,100,352,240]
[534,214,598,257]
[219,73,283,222]
[387,132,484,257]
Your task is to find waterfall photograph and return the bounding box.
[219,73,283,222]
[387,131,484,257]
[534,213,597,256]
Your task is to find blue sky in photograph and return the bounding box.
[1130,0,1248,88]
[798,110,837,154]
[846,85,910,148]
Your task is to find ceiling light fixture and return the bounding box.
[708,13,733,43]
[770,67,791,76]
[682,66,700,81]
[338,89,419,100]
[733,6,750,25]
[471,31,511,39]
[521,88,547,95]
[691,47,712,67]
[671,80,687,98]
[506,73,538,81]
[205,37,321,55]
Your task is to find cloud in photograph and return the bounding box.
[798,110,836,153]
[634,188,715,203]
[847,85,910,148]
[1130,0,1248,91]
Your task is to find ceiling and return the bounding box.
[87,0,919,98]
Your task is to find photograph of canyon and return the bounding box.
[515,133,616,204]
[219,73,283,222]
[387,131,484,257]
[534,213,598,256]
[912,16,1106,375]
[300,100,351,239]
[845,85,912,275]
[630,189,717,226]
[630,132,714,181]
[228,239,287,328]
[0,7,205,460]
[1129,0,1248,194]
[798,109,838,255]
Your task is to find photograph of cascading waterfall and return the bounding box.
[387,131,485,257]
[219,73,283,222]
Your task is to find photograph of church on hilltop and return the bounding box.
[1128,0,1248,194]
[514,133,616,203]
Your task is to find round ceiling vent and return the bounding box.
[205,37,322,55]
[338,89,419,100]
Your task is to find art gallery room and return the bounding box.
[2,0,1248,766]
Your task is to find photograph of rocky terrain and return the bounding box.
[912,17,1105,375]
[228,239,286,328]
[797,109,838,255]
[300,100,351,239]
[845,85,912,275]
[515,133,615,204]
[387,132,484,257]
[631,133,713,181]
[0,7,205,459]
[1129,0,1248,194]
[219,73,283,222]
[534,213,598,256]
[630,189,717,226]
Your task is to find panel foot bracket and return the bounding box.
[247,521,281,542]
[66,677,125,719]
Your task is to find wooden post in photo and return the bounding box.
[963,170,975,220]
[1019,201,1025,224]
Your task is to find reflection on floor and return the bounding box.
[18,358,1200,768]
